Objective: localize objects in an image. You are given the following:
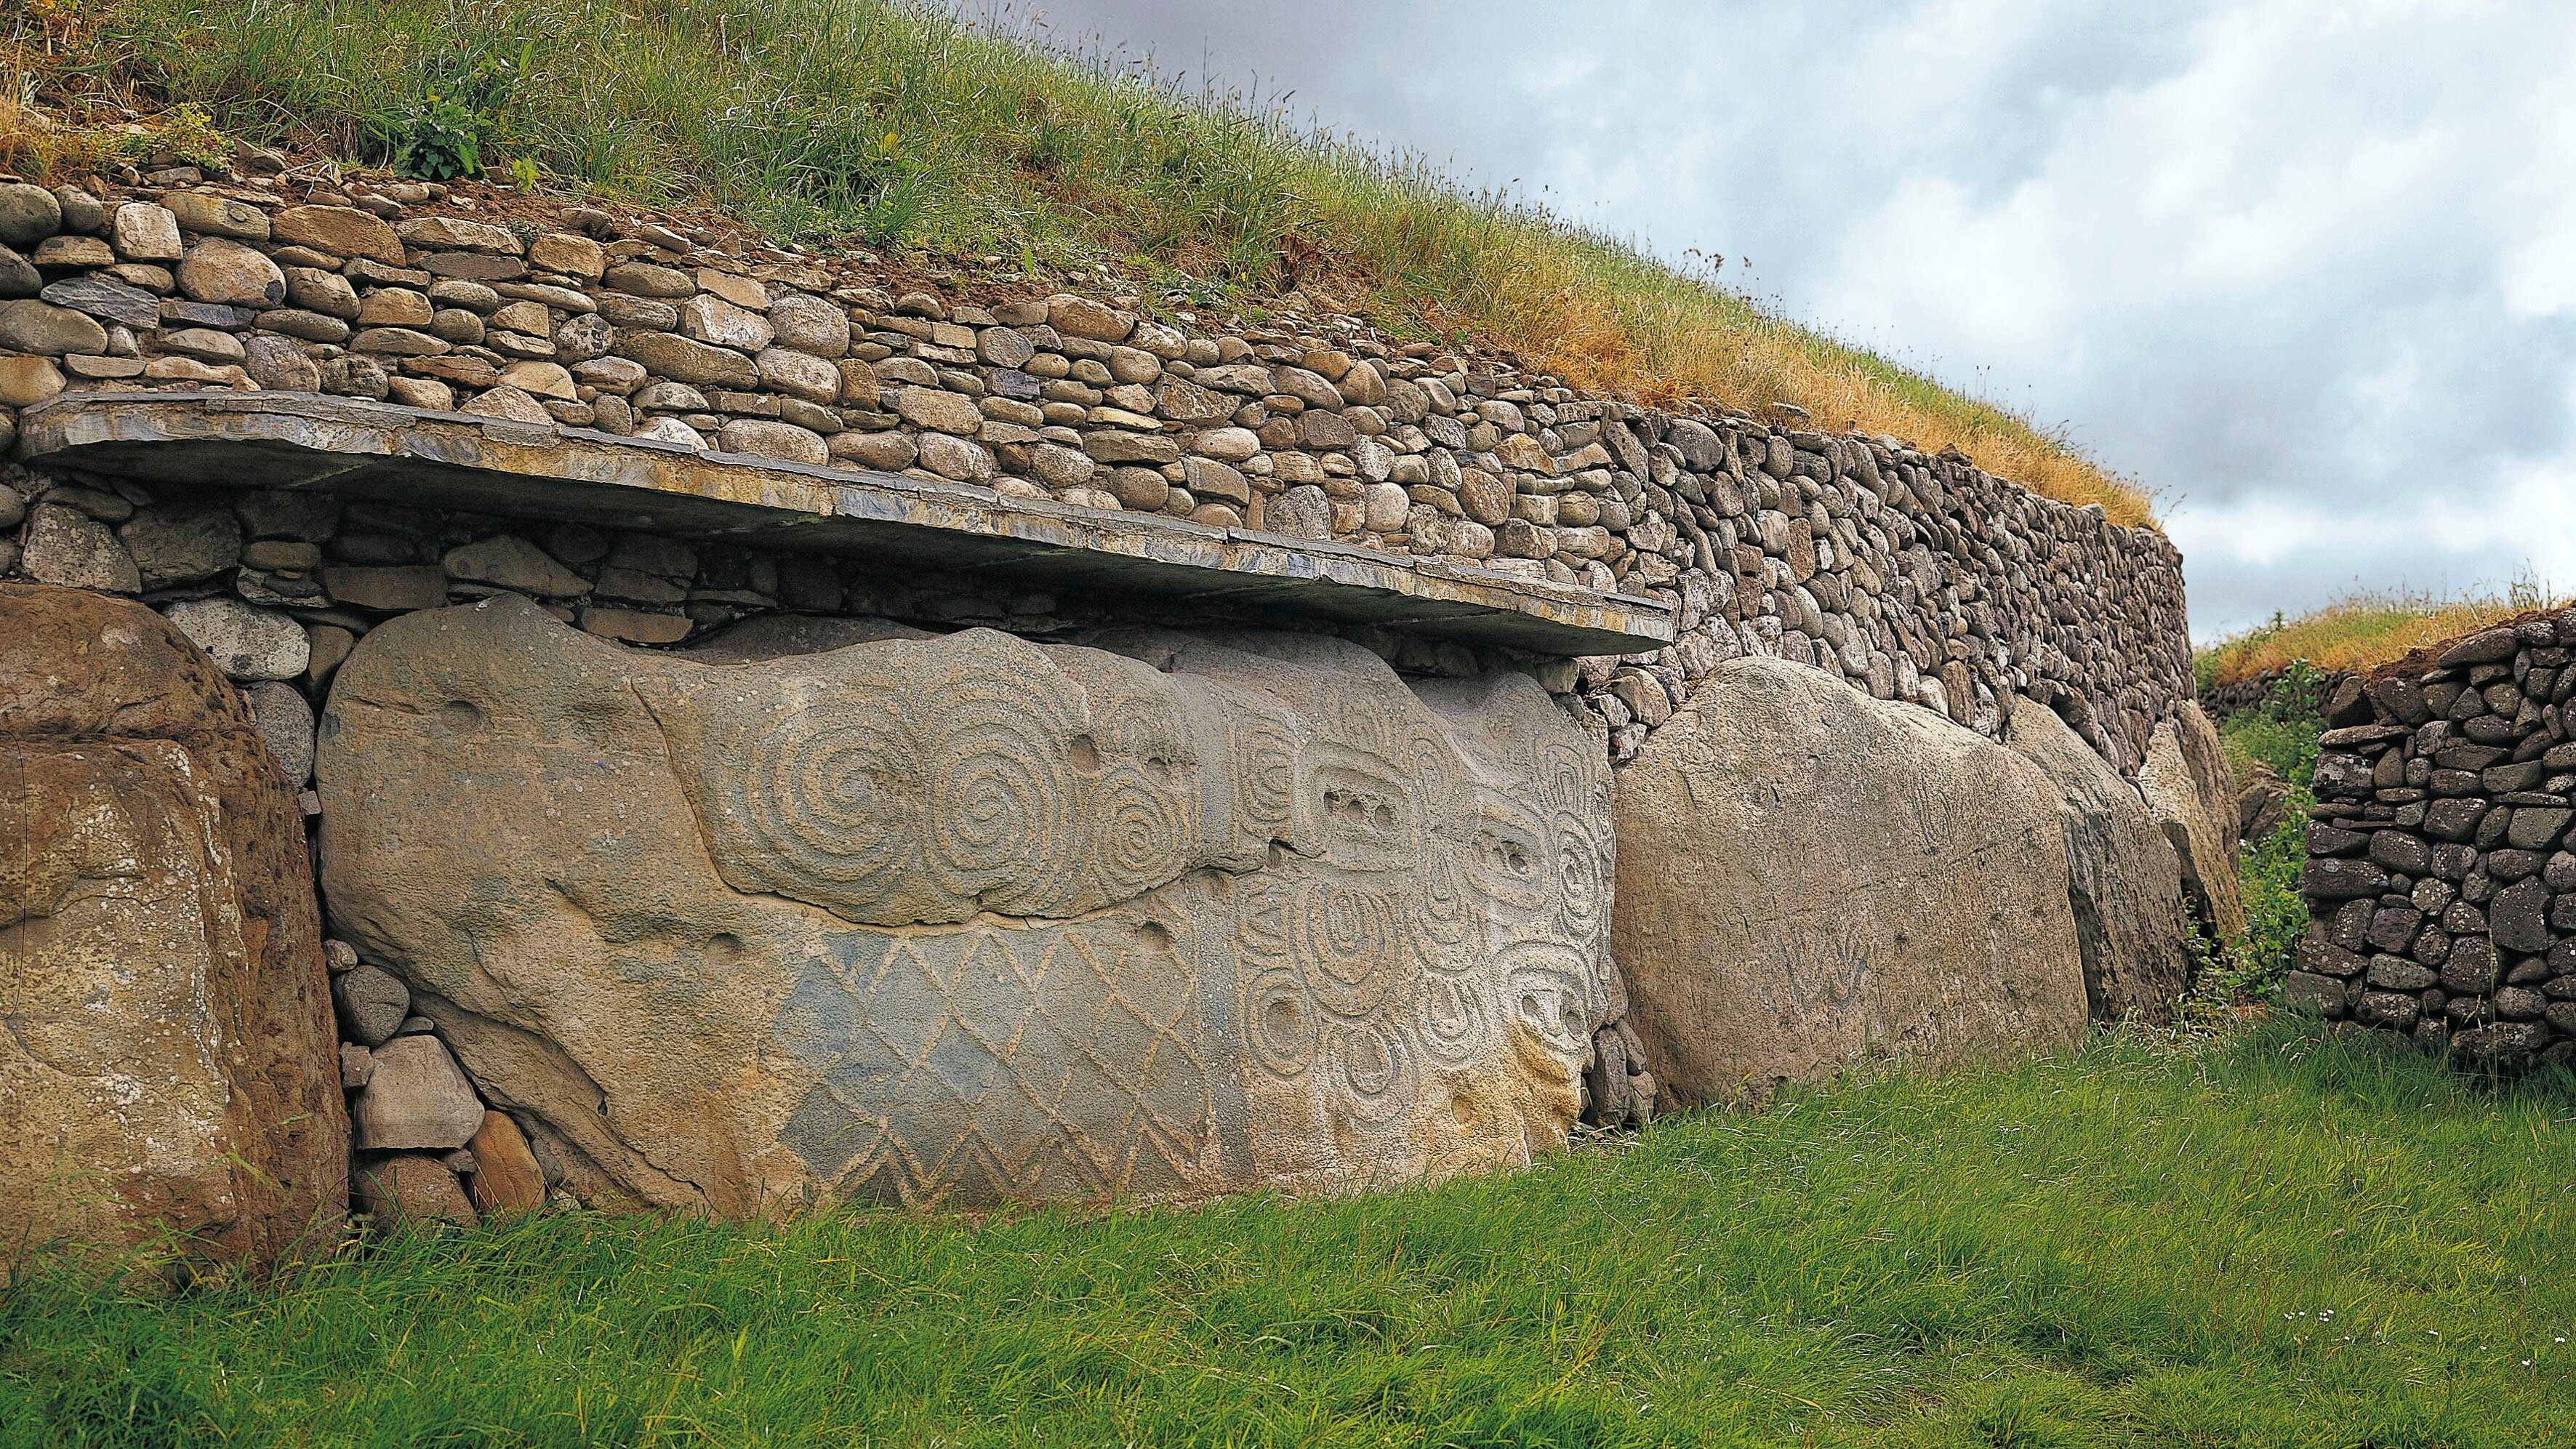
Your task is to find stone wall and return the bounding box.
[0,162,2190,771]
[2295,615,2576,1064]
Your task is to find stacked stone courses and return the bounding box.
[2295,614,2576,1063]
[0,166,2189,771]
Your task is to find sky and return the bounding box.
[981,0,2576,643]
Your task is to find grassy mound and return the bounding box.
[6,1024,2569,1446]
[2199,580,2566,690]
[5,0,2154,526]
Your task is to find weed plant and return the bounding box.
[2209,660,2330,1003]
[5,1023,2571,1446]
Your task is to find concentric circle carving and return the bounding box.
[1329,1018,1416,1123]
[717,686,922,910]
[1294,881,1400,1018]
[1245,968,1316,1078]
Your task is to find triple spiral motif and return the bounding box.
[688,646,1195,925]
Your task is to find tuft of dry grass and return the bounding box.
[2198,579,2565,686]
[9,0,2154,526]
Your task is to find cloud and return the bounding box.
[1000,0,2576,641]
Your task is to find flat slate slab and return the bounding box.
[15,392,1674,655]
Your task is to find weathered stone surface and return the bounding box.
[177,238,286,308]
[349,1035,487,1151]
[0,298,108,356]
[2005,699,2194,1021]
[319,598,1616,1211]
[351,1154,476,1227]
[164,192,270,241]
[334,963,411,1047]
[717,418,830,465]
[0,353,65,406]
[458,384,553,425]
[0,585,345,1271]
[466,1111,547,1216]
[892,385,984,435]
[443,535,591,598]
[270,205,406,265]
[1047,294,1133,342]
[2138,702,2249,949]
[612,330,761,389]
[164,597,310,681]
[0,182,61,248]
[20,504,140,593]
[244,679,316,784]
[1613,657,2087,1104]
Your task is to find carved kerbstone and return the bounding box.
[1612,656,2087,1104]
[318,598,1614,1213]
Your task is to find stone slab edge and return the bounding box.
[16,390,1675,656]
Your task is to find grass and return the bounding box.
[2198,579,2564,690]
[6,1023,2572,1446]
[4,0,2155,527]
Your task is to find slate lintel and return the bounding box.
[16,390,1677,657]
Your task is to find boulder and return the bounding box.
[351,1154,477,1228]
[348,1035,487,1151]
[0,585,345,1273]
[1611,657,2087,1104]
[2138,702,2249,949]
[2004,699,2194,1021]
[465,1111,547,1216]
[318,598,1616,1212]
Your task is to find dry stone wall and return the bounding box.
[2295,615,2576,1064]
[0,156,2215,1235]
[0,163,2188,771]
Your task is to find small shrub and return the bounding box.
[378,90,488,180]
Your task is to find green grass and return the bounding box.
[8,1024,2572,1447]
[8,0,2154,526]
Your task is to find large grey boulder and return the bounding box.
[1610,657,2087,1105]
[2004,700,2194,1021]
[2139,701,2248,950]
[319,598,1616,1213]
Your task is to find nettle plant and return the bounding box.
[376,39,532,180]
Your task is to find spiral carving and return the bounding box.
[1091,763,1192,899]
[1552,810,1605,935]
[920,677,1082,915]
[706,684,923,917]
[1230,718,1296,838]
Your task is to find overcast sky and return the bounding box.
[987,0,2576,643]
